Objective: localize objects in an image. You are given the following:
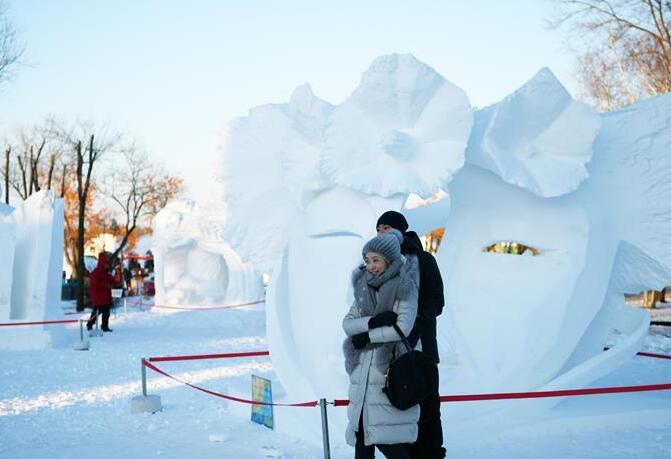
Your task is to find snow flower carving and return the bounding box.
[321,54,473,198]
[466,68,601,197]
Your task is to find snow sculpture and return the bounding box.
[220,53,671,437]
[0,201,16,320]
[436,72,671,426]
[219,54,472,405]
[1,190,64,350]
[152,199,264,307]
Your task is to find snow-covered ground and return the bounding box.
[1,299,670,458]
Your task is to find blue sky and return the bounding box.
[1,1,579,202]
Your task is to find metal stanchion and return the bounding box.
[131,357,162,414]
[95,312,102,337]
[319,398,331,459]
[141,357,147,396]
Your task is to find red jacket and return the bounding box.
[89,254,114,307]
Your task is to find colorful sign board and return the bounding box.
[251,375,274,429]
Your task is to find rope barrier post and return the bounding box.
[319,398,331,459]
[124,296,128,315]
[94,312,102,337]
[73,319,89,351]
[131,357,162,414]
[142,358,147,396]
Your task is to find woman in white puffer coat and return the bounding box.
[342,230,420,459]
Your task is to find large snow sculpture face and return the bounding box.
[440,166,592,391]
[219,54,472,401]
[438,68,671,401]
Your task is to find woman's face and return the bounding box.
[364,251,388,277]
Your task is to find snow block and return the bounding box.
[0,203,16,321]
[73,339,90,351]
[10,191,64,321]
[130,394,162,414]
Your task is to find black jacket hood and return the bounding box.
[401,231,424,256]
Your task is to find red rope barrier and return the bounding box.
[0,319,79,327]
[148,300,265,311]
[143,360,318,407]
[148,350,270,363]
[141,346,671,408]
[330,381,671,406]
[637,351,671,360]
[438,382,671,403]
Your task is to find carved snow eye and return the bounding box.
[483,241,541,256]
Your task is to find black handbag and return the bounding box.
[382,323,433,410]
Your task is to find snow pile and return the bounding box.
[466,68,600,197]
[152,199,264,307]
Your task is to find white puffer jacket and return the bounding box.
[342,255,420,447]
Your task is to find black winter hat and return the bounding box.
[376,210,409,233]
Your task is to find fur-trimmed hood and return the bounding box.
[344,254,419,375]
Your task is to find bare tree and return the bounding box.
[105,147,183,260]
[0,1,23,85]
[550,0,671,110]
[49,119,122,311]
[7,129,53,200]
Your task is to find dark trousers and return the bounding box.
[86,306,110,330]
[407,363,445,459]
[355,415,410,459]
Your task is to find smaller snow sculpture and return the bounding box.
[153,199,263,307]
[1,190,64,350]
[0,201,16,319]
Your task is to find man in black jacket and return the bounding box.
[377,210,446,459]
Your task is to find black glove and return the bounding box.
[351,332,370,349]
[368,311,398,329]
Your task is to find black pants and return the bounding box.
[355,415,410,459]
[86,306,110,330]
[407,363,445,459]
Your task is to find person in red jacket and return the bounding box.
[87,252,115,332]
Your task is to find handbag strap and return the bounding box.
[392,323,413,353]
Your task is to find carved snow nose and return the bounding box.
[380,129,417,161]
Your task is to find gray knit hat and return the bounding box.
[362,230,403,262]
